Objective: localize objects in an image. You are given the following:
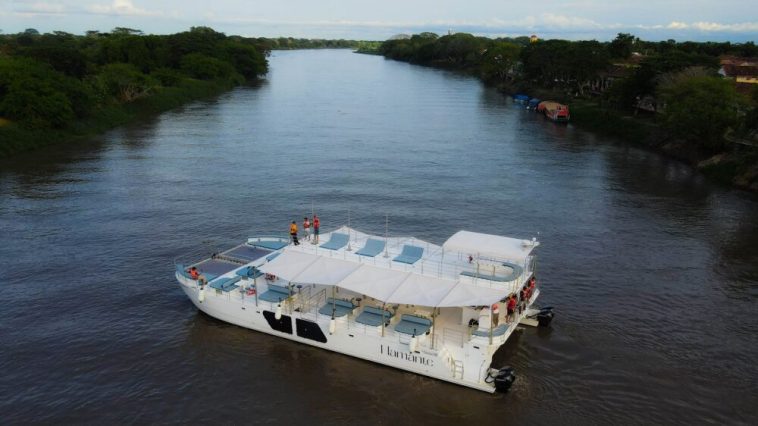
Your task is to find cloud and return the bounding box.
[667,21,689,30]
[691,21,758,32]
[86,0,159,17]
[10,1,67,15]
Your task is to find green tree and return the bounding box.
[0,76,74,128]
[96,63,157,102]
[480,41,521,82]
[180,53,242,82]
[659,74,746,151]
[609,33,638,59]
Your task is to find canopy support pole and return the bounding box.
[381,302,386,337]
[254,275,258,307]
[489,306,494,346]
[431,308,437,349]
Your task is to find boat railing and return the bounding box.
[298,287,326,317]
[442,327,466,348]
[246,235,291,245]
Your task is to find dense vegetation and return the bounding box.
[378,33,758,190]
[0,27,269,157]
[256,37,370,50]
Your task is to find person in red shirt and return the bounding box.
[506,295,517,323]
[312,215,320,244]
[303,217,311,241]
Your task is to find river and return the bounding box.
[1,49,757,425]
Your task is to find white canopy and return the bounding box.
[437,283,510,307]
[384,274,458,306]
[258,249,510,307]
[442,230,537,264]
[258,251,320,282]
[290,256,362,285]
[337,265,410,301]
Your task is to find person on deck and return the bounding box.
[507,295,517,323]
[188,266,199,280]
[312,215,320,244]
[303,217,311,241]
[290,220,299,245]
[492,302,500,326]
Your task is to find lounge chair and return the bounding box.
[394,314,432,335]
[319,232,349,250]
[355,306,393,326]
[235,265,263,279]
[318,298,355,317]
[209,276,242,292]
[355,238,385,257]
[258,284,291,303]
[392,245,424,264]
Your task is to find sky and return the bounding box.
[1,0,757,42]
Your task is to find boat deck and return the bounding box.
[289,227,530,291]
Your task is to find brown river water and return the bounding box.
[1,49,757,425]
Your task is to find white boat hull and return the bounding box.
[177,272,541,393]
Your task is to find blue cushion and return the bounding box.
[209,276,242,292]
[473,324,510,337]
[393,245,424,264]
[320,233,349,250]
[394,315,432,335]
[258,284,290,302]
[356,239,385,257]
[235,266,263,278]
[318,298,355,317]
[355,306,393,326]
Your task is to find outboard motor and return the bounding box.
[536,307,554,327]
[486,366,517,393]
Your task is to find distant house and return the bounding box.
[529,34,539,43]
[719,56,758,94]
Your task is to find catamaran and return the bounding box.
[174,225,554,393]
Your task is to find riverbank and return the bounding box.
[0,27,269,159]
[0,78,240,158]
[564,100,758,191]
[372,33,758,193]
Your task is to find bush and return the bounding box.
[0,76,74,128]
[151,67,185,86]
[180,53,240,81]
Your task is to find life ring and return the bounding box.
[246,288,256,296]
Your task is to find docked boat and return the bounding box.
[512,93,530,104]
[537,101,570,122]
[174,226,553,393]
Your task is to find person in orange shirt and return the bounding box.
[188,266,199,280]
[289,220,299,245]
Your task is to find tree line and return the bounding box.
[379,33,758,153]
[0,27,269,133]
